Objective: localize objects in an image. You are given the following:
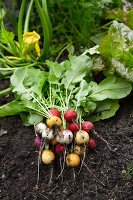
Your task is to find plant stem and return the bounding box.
[0,87,12,97]
[24,0,34,32]
[35,0,50,59]
[42,0,53,41]
[18,0,27,45]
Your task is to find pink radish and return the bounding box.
[64,109,77,122]
[34,136,42,147]
[82,121,94,133]
[68,122,80,132]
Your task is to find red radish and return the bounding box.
[68,122,80,132]
[82,121,94,132]
[55,144,64,154]
[64,109,77,122]
[34,136,41,147]
[50,108,61,118]
[88,139,97,150]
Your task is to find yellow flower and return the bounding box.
[23,31,40,45]
[22,31,41,57]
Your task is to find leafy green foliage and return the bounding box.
[93,21,133,83]
[47,0,112,48]
[0,52,132,124]
[88,99,119,121]
[106,5,133,30]
[0,100,26,117]
[11,67,47,100]
[63,54,93,89]
[89,76,132,101]
[1,24,15,44]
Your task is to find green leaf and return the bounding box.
[98,33,124,59]
[89,76,132,101]
[82,101,96,115]
[75,80,90,107]
[46,60,65,78]
[1,24,15,44]
[0,100,26,117]
[11,68,47,100]
[88,99,120,121]
[20,113,43,126]
[63,54,93,89]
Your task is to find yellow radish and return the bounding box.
[42,150,55,164]
[46,116,62,128]
[66,153,80,167]
[74,145,84,156]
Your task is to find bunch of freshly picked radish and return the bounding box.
[33,108,98,186]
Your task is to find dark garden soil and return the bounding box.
[0,80,133,200]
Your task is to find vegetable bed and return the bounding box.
[0,85,133,199]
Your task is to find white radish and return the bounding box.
[56,130,73,144]
[42,128,54,140]
[75,130,89,144]
[35,123,47,134]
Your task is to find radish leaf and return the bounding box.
[89,76,132,101]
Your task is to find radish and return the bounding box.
[42,128,54,140]
[34,136,42,147]
[74,145,84,156]
[88,139,97,150]
[35,123,47,134]
[46,116,62,128]
[82,121,94,133]
[42,149,55,164]
[64,109,77,122]
[55,144,64,154]
[68,122,80,132]
[66,153,80,167]
[50,108,61,118]
[56,130,73,144]
[75,130,89,144]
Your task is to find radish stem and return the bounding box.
[78,144,86,175]
[56,146,67,180]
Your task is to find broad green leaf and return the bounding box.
[48,74,59,84]
[0,100,26,117]
[63,54,93,89]
[11,68,47,100]
[89,76,132,101]
[88,99,120,121]
[75,80,90,107]
[82,101,96,115]
[98,34,124,59]
[20,113,43,126]
[46,60,65,78]
[1,24,15,44]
